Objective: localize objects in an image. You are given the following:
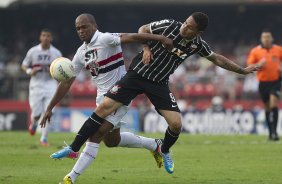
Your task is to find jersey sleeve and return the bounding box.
[103,33,121,47]
[149,19,174,34]
[22,49,33,67]
[72,49,84,76]
[247,49,257,65]
[198,40,213,57]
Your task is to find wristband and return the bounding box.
[26,68,32,75]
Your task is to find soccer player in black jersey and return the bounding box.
[46,12,262,174]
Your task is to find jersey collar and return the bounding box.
[88,30,101,45]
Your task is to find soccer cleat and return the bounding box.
[150,139,163,168]
[28,123,37,136]
[59,176,73,184]
[50,142,79,159]
[269,133,280,141]
[161,151,174,174]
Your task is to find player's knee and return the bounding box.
[170,121,182,133]
[96,102,116,117]
[104,140,118,148]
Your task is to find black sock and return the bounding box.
[265,111,273,135]
[161,127,180,154]
[70,112,104,152]
[271,107,278,134]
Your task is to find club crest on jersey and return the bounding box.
[85,49,99,76]
[110,85,121,94]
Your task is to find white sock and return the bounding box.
[40,123,49,142]
[118,132,157,151]
[67,142,99,182]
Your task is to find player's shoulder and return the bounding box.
[272,44,282,50]
[151,19,178,26]
[99,32,120,40]
[98,32,121,45]
[250,45,262,53]
[28,44,41,52]
[50,45,62,54]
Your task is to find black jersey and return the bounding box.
[129,19,212,84]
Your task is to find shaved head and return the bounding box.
[76,13,97,26]
[75,13,98,43]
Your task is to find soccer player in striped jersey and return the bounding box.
[22,29,62,146]
[40,13,173,183]
[247,30,282,141]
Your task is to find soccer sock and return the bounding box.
[161,127,180,154]
[68,142,99,182]
[271,107,278,133]
[70,112,104,152]
[265,111,272,134]
[40,122,49,141]
[118,132,157,151]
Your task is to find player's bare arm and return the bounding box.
[120,33,173,51]
[138,24,155,64]
[40,77,75,128]
[206,52,262,75]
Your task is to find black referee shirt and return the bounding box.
[129,19,212,85]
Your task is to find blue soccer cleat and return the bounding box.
[50,142,79,159]
[161,151,174,174]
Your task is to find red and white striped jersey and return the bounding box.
[72,31,126,97]
[22,44,62,92]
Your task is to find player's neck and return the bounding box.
[41,44,50,50]
[261,44,272,49]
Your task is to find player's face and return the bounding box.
[260,32,273,48]
[180,16,201,39]
[75,19,97,43]
[39,31,52,46]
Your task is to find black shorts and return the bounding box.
[258,80,281,103]
[105,70,180,113]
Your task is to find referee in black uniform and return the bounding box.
[46,12,262,174]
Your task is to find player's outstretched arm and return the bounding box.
[40,77,75,128]
[206,52,262,75]
[120,33,173,51]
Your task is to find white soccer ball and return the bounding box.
[50,57,75,82]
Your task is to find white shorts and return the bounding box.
[29,89,55,118]
[96,95,129,129]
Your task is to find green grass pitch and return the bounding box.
[0,132,282,184]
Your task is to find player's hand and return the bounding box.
[242,64,263,74]
[141,46,153,65]
[40,110,52,128]
[160,36,173,51]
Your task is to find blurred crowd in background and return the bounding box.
[0,2,281,105]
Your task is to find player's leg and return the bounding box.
[145,83,181,174]
[63,121,113,183]
[50,111,110,159]
[28,92,43,136]
[258,82,274,140]
[104,128,163,168]
[40,96,53,146]
[268,81,280,140]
